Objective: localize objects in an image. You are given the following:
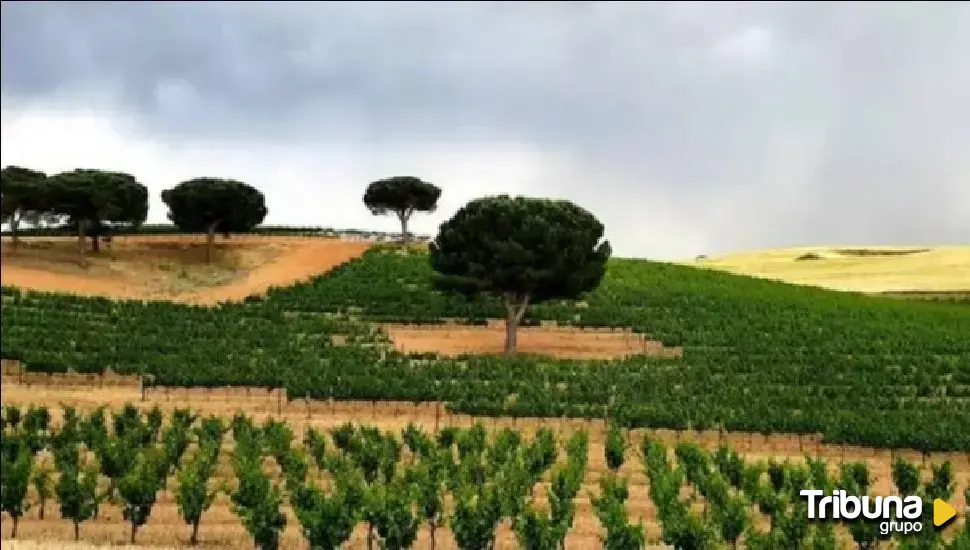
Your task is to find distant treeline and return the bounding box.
[0,223,430,240]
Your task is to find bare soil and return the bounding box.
[1,378,966,549]
[0,236,371,304]
[383,323,683,360]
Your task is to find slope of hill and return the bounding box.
[3,246,968,451]
[686,245,970,295]
[0,234,372,303]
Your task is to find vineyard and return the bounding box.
[2,246,969,451]
[1,404,967,549]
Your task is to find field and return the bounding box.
[2,233,970,548]
[688,245,970,295]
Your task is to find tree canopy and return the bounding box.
[1,165,49,249]
[430,195,611,354]
[363,176,441,247]
[161,178,268,262]
[45,169,148,255]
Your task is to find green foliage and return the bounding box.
[117,448,166,543]
[305,427,328,469]
[1,165,50,246]
[805,523,838,550]
[0,441,33,538]
[715,492,750,545]
[363,176,441,245]
[926,461,956,502]
[175,444,220,545]
[291,474,362,550]
[605,423,625,472]
[451,482,503,550]
[429,195,611,353]
[514,503,563,550]
[405,458,445,548]
[161,177,267,261]
[32,463,53,520]
[44,168,148,247]
[238,482,287,550]
[429,195,611,304]
[3,239,970,449]
[230,424,287,550]
[592,474,646,550]
[369,478,420,550]
[894,456,921,495]
[161,177,268,236]
[54,448,102,541]
[7,403,970,550]
[713,445,745,489]
[522,427,557,481]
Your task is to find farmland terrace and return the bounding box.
[2,244,969,452]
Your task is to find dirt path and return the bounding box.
[181,238,370,305]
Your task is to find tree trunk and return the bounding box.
[430,521,436,550]
[74,521,80,541]
[11,516,18,538]
[205,222,217,264]
[398,211,412,249]
[503,293,531,356]
[367,524,374,550]
[504,308,518,356]
[9,214,20,252]
[90,233,101,253]
[76,219,88,265]
[38,498,45,520]
[190,521,200,545]
[130,523,138,544]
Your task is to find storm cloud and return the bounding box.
[2,1,968,258]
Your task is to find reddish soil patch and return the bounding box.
[382,322,683,360]
[0,236,371,304]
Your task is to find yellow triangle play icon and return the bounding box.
[934,499,956,527]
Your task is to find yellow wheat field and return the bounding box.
[686,245,970,293]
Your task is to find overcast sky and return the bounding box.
[2,2,968,258]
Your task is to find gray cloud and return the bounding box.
[2,1,968,257]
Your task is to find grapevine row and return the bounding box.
[3,405,966,548]
[2,249,969,450]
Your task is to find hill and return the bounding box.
[0,225,410,303]
[687,245,970,297]
[3,245,968,451]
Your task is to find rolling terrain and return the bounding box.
[1,235,371,304]
[688,245,970,296]
[2,232,968,548]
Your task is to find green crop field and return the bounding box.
[3,246,969,452]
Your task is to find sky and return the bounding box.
[2,2,968,259]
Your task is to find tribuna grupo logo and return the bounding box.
[800,489,924,535]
